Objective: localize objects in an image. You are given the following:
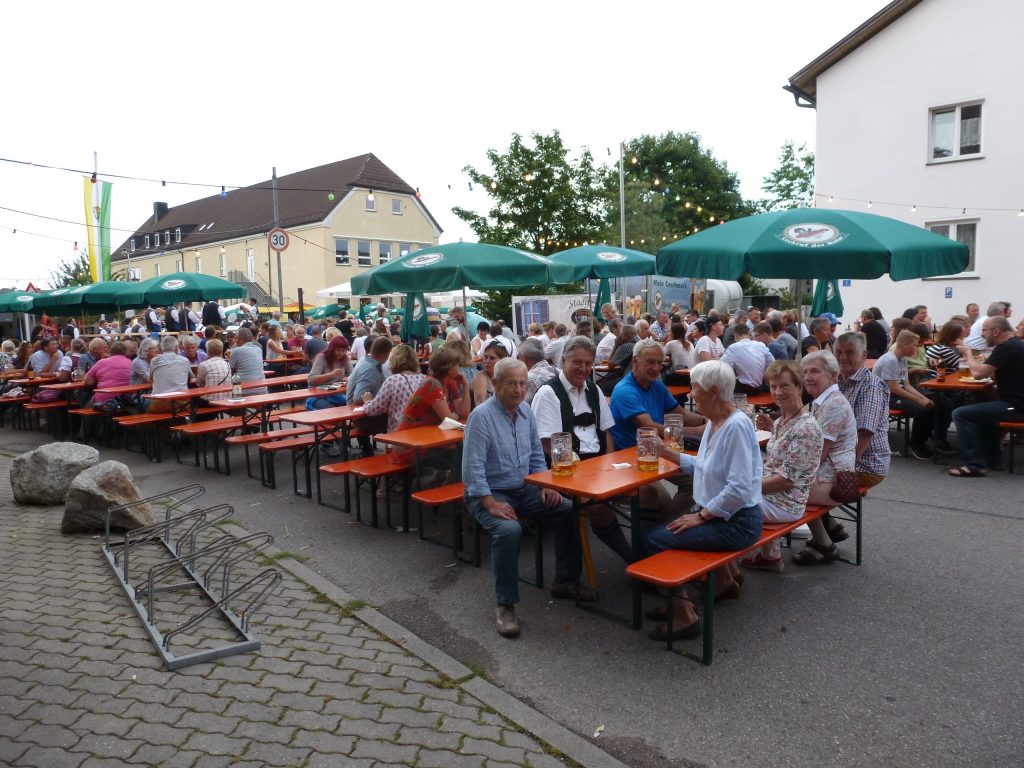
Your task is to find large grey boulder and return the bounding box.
[11,443,100,506]
[62,461,155,534]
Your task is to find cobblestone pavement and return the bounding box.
[0,456,624,768]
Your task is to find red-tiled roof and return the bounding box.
[114,153,436,258]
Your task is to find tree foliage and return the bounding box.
[758,140,815,212]
[48,252,92,289]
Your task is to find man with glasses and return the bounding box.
[950,317,1024,477]
[464,358,591,638]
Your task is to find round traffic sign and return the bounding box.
[268,227,290,252]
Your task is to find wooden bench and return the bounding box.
[321,454,411,529]
[626,504,834,664]
[999,421,1024,474]
[0,395,31,429]
[22,400,71,438]
[259,434,318,494]
[224,426,314,479]
[411,482,481,565]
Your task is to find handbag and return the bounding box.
[30,388,60,404]
[829,467,861,504]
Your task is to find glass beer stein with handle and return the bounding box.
[551,432,574,477]
[637,427,659,471]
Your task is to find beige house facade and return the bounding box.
[113,154,442,307]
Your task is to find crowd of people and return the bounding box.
[3,292,1023,641]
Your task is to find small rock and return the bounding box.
[62,461,154,534]
[11,443,100,506]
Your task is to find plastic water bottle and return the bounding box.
[231,373,242,399]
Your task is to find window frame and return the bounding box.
[219,251,227,277]
[334,237,350,266]
[392,198,402,215]
[365,195,376,213]
[174,227,181,244]
[144,235,151,249]
[195,255,202,273]
[154,232,161,248]
[378,241,392,264]
[155,263,162,277]
[130,238,136,252]
[928,100,983,164]
[357,239,372,267]
[922,218,979,279]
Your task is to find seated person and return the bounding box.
[464,358,591,639]
[196,340,232,401]
[131,339,159,384]
[305,337,351,410]
[147,336,194,413]
[179,336,207,366]
[875,330,936,460]
[28,338,63,376]
[83,341,133,407]
[471,339,508,408]
[229,327,268,395]
[721,323,774,394]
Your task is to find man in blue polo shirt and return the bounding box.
[610,338,707,515]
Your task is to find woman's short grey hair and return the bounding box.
[802,350,840,377]
[690,360,736,402]
[517,337,545,363]
[180,335,199,348]
[562,336,596,360]
[137,338,158,357]
[493,357,527,382]
[632,337,663,359]
[1,340,15,354]
[159,335,179,353]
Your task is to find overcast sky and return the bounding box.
[0,0,888,289]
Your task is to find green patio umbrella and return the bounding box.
[811,278,844,317]
[309,303,348,320]
[34,280,145,313]
[656,209,970,281]
[135,272,246,306]
[547,244,656,280]
[0,290,40,313]
[350,242,576,295]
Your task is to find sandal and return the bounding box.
[740,552,784,572]
[825,520,849,543]
[792,540,838,566]
[948,465,986,478]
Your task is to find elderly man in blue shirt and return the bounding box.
[463,357,591,638]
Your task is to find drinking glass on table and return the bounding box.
[637,427,659,471]
[551,432,574,476]
[663,413,684,451]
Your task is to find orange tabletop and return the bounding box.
[278,404,363,427]
[146,375,307,401]
[374,425,465,450]
[39,381,89,391]
[214,387,321,408]
[525,447,679,501]
[8,375,57,387]
[667,384,691,398]
[919,371,994,392]
[0,370,27,381]
[95,383,151,395]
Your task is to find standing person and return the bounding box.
[201,300,224,329]
[949,316,1024,476]
[646,361,762,639]
[177,303,201,332]
[875,330,936,460]
[446,306,470,341]
[163,306,180,333]
[742,361,822,572]
[247,297,260,322]
[464,358,590,638]
[229,328,267,394]
[142,304,162,338]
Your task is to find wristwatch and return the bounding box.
[697,509,712,522]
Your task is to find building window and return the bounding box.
[144,235,151,249]
[175,259,182,272]
[365,195,376,212]
[175,228,181,243]
[154,232,161,248]
[334,238,349,266]
[392,199,402,215]
[164,230,170,245]
[520,300,549,328]
[930,103,982,161]
[358,240,371,267]
[379,242,391,264]
[155,263,162,277]
[926,220,977,274]
[130,238,136,252]
[219,251,227,277]
[399,242,412,257]
[128,267,141,281]
[195,256,202,273]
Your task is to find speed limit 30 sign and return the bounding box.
[267,227,290,252]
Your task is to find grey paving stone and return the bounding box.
[66,677,129,697]
[124,744,180,765]
[108,683,171,704]
[62,695,133,717]
[291,728,358,754]
[266,691,327,711]
[320,698,383,721]
[348,738,418,764]
[15,702,82,727]
[0,735,30,764]
[337,656,386,673]
[297,664,354,684]
[231,720,295,743]
[377,707,443,729]
[168,691,231,714]
[334,718,400,741]
[13,744,88,768]
[248,656,305,675]
[214,682,275,704]
[179,732,250,756]
[207,666,264,685]
[19,722,80,749]
[116,702,187,726]
[526,753,573,768]
[22,652,82,671]
[78,758,127,768]
[177,712,241,735]
[305,754,374,768]
[440,716,503,742]
[258,672,315,693]
[22,668,82,689]
[68,734,144,761]
[420,696,483,721]
[417,749,486,768]
[239,741,312,766]
[363,688,423,709]
[396,725,463,751]
[459,736,528,764]
[221,700,283,723]
[404,679,463,701]
[70,713,141,737]
[123,721,191,746]
[147,749,206,768]
[278,711,342,732]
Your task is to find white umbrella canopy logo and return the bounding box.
[596,252,627,262]
[403,253,445,269]
[777,223,848,248]
[161,279,188,290]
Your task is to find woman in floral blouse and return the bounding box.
[742,360,823,572]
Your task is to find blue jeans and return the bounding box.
[644,504,763,556]
[469,485,579,606]
[952,400,1017,470]
[306,394,346,410]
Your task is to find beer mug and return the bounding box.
[551,432,574,477]
[637,427,659,471]
[663,413,684,452]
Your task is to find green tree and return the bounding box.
[758,140,815,212]
[48,252,91,288]
[452,130,602,322]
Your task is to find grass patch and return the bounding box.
[256,551,305,567]
[340,599,368,616]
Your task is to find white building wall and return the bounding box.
[813,0,1024,326]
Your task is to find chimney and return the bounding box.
[153,202,169,223]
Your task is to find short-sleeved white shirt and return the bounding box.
[531,371,615,455]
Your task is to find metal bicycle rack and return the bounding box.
[101,484,282,670]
